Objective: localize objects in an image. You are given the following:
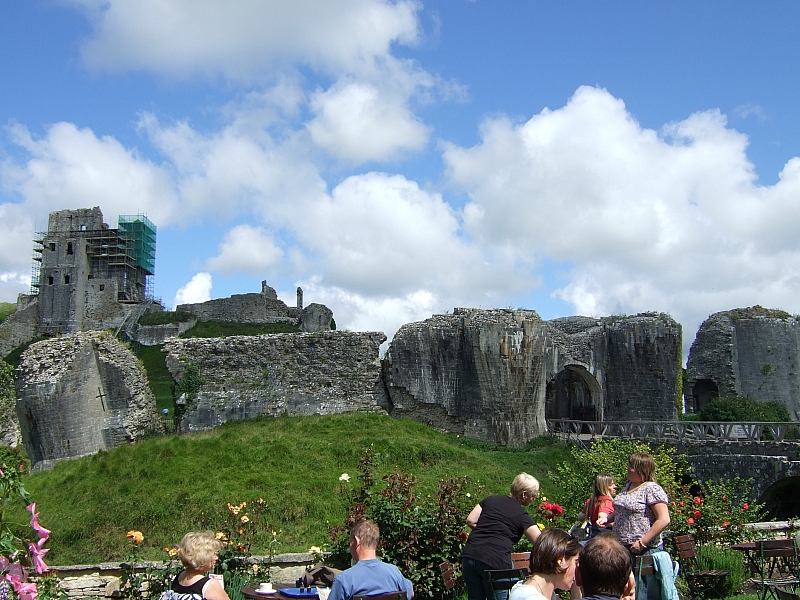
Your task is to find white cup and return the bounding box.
[258,583,274,593]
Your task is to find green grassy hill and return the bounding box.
[19,413,569,565]
[0,302,15,325]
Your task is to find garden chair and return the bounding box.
[485,568,528,592]
[775,587,800,600]
[512,552,531,573]
[756,539,800,600]
[353,593,407,600]
[672,533,730,600]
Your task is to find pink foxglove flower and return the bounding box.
[27,540,49,575]
[25,505,50,541]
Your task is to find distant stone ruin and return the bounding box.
[686,306,800,418]
[175,281,333,334]
[15,331,162,471]
[163,331,387,432]
[383,309,681,445]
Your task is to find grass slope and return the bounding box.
[133,344,174,412]
[20,413,569,565]
[0,302,14,325]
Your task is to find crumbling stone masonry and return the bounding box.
[163,331,388,432]
[686,306,800,417]
[176,281,333,333]
[15,332,162,471]
[384,309,681,445]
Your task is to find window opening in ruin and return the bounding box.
[47,276,53,285]
[99,284,105,291]
[49,243,55,251]
[690,379,719,413]
[67,242,73,255]
[80,225,86,230]
[64,275,70,284]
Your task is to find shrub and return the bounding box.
[550,438,688,526]
[699,396,791,422]
[693,544,747,597]
[330,447,475,600]
[670,478,765,545]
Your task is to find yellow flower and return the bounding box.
[168,547,179,557]
[537,523,545,531]
[252,564,260,574]
[131,531,144,543]
[309,546,322,554]
[127,530,137,539]
[215,532,227,540]
[241,515,250,523]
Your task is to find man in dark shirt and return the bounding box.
[576,534,635,600]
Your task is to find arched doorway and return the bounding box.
[690,379,719,413]
[759,476,800,520]
[546,365,602,422]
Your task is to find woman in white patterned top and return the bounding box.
[608,453,670,555]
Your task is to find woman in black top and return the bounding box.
[461,473,541,600]
[161,532,230,600]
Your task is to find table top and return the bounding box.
[731,542,757,551]
[240,585,320,600]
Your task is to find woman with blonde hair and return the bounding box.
[576,474,617,539]
[509,528,580,600]
[461,473,541,600]
[161,532,230,600]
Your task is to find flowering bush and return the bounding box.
[330,447,476,599]
[120,531,180,600]
[536,499,564,522]
[670,477,765,545]
[0,463,62,600]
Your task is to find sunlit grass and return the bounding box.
[20,413,570,566]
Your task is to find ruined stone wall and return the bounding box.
[16,332,162,471]
[385,309,549,445]
[385,309,680,446]
[177,292,296,324]
[83,279,131,332]
[0,296,39,359]
[176,282,331,332]
[163,331,387,432]
[686,307,800,418]
[601,314,681,421]
[133,319,198,346]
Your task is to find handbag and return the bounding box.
[568,520,590,541]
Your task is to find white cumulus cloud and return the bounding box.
[205,225,284,274]
[69,0,420,80]
[443,85,800,352]
[174,272,213,306]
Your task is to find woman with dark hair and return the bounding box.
[610,453,670,555]
[462,473,541,600]
[509,528,580,600]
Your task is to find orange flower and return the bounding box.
[128,530,144,543]
[686,517,694,525]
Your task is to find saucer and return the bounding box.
[256,590,277,595]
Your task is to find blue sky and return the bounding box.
[2,1,800,357]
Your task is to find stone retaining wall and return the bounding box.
[52,553,316,599]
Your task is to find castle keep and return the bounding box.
[33,207,156,335]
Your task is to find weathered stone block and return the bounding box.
[15,331,163,470]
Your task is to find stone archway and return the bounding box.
[690,378,719,413]
[546,365,603,422]
[758,476,800,520]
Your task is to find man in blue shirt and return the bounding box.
[329,520,413,600]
